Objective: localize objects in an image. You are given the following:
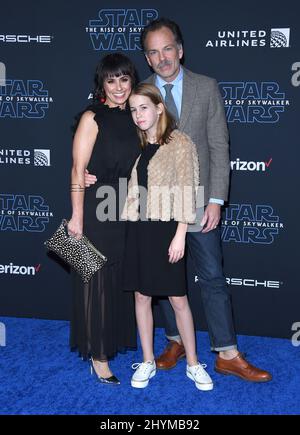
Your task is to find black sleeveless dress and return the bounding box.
[123,143,187,297]
[70,102,140,361]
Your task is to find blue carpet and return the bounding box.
[0,317,299,415]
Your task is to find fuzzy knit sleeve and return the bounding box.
[172,131,200,224]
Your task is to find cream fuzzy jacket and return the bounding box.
[122,130,200,224]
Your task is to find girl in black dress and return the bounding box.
[68,54,140,384]
[123,84,213,391]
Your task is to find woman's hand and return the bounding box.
[84,168,97,187]
[67,217,83,240]
[168,234,185,263]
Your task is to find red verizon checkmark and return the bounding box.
[265,158,273,168]
[35,264,41,273]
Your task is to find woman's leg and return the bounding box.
[91,359,113,378]
[135,291,154,362]
[169,295,198,366]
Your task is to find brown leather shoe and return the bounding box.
[155,341,186,370]
[215,352,272,382]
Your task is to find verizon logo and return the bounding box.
[0,263,41,276]
[231,158,272,172]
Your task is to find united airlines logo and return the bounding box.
[0,79,54,119]
[205,28,290,48]
[221,204,284,244]
[0,148,51,166]
[86,9,159,51]
[0,194,54,232]
[219,82,290,123]
[270,29,290,48]
[34,149,50,166]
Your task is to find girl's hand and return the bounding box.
[168,234,185,263]
[67,218,83,240]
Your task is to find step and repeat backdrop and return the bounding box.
[0,1,299,338]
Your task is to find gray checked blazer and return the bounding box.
[144,67,230,206]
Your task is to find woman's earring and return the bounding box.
[100,88,106,103]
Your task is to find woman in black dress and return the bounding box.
[123,84,213,391]
[68,54,140,384]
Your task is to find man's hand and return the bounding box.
[200,203,221,233]
[84,169,97,187]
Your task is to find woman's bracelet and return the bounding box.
[70,183,85,192]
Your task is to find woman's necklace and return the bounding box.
[148,136,157,144]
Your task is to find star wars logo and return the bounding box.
[0,194,53,232]
[219,82,290,123]
[0,79,53,119]
[221,204,284,244]
[86,9,158,51]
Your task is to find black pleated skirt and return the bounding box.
[70,263,136,360]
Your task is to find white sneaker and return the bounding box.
[186,363,214,391]
[131,360,156,388]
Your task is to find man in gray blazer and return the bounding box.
[85,18,271,383]
[141,18,271,382]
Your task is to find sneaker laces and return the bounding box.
[190,362,207,374]
[131,361,153,373]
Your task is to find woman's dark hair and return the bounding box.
[141,18,184,52]
[93,53,138,101]
[72,54,137,134]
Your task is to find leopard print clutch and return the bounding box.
[44,219,107,283]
